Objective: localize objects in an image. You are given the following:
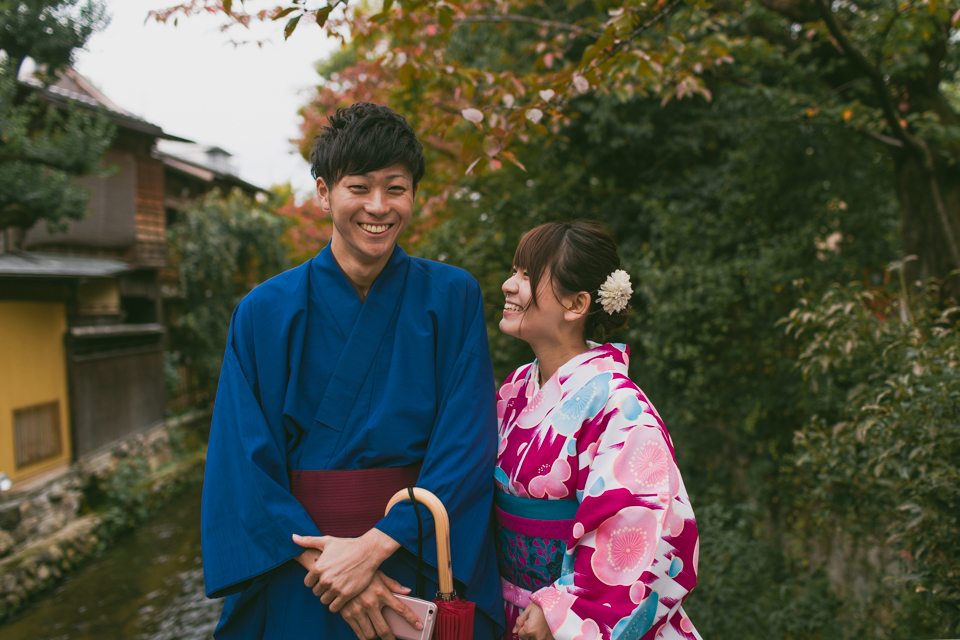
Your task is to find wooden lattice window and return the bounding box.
[14,401,62,468]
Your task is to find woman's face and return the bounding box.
[500,266,569,344]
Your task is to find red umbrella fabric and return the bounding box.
[386,488,475,640]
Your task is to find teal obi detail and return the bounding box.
[494,489,579,594]
[495,490,580,520]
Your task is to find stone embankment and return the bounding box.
[0,412,210,622]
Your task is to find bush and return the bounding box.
[783,274,960,636]
[686,496,843,640]
[166,189,290,402]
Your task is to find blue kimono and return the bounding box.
[201,243,505,639]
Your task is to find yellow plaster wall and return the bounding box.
[0,302,72,482]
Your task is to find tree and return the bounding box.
[409,79,902,638]
[0,0,108,76]
[166,189,290,401]
[157,0,959,286]
[271,183,332,264]
[153,0,959,633]
[749,0,960,289]
[0,0,114,237]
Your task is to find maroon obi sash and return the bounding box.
[290,464,422,538]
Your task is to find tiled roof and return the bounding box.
[0,252,131,277]
[20,73,189,141]
[156,141,266,193]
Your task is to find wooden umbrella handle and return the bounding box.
[385,488,454,598]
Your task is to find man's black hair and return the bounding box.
[309,102,425,189]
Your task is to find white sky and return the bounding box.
[73,1,338,195]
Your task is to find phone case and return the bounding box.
[382,593,437,640]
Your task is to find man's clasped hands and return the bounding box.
[292,531,554,640]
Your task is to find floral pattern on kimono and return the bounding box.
[495,343,701,640]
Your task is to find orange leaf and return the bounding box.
[499,151,527,172]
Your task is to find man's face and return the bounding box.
[317,163,415,266]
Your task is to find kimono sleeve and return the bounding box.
[201,302,321,599]
[530,388,699,640]
[375,277,501,608]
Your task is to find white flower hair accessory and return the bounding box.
[598,269,632,314]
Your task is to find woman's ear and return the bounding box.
[563,292,592,322]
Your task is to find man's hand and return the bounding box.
[340,571,423,640]
[293,529,401,611]
[515,603,555,640]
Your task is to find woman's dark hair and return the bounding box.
[309,102,425,188]
[514,220,632,339]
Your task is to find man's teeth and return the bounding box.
[504,303,523,312]
[360,223,391,234]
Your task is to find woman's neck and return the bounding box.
[533,336,591,386]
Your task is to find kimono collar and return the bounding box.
[312,242,410,335]
[528,342,631,390]
[311,242,411,436]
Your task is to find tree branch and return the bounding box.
[586,0,686,75]
[811,0,960,269]
[811,0,924,156]
[857,127,903,148]
[810,0,913,151]
[455,15,602,38]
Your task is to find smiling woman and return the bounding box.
[494,222,700,640]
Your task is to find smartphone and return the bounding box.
[382,594,437,640]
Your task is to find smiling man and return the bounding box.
[200,103,504,640]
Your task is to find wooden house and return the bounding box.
[0,70,262,486]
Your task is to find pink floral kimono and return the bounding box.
[494,343,700,640]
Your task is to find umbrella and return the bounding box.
[386,488,475,640]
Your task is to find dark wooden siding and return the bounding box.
[67,325,165,457]
[23,148,138,249]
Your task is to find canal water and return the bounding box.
[1,483,222,640]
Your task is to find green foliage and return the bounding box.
[0,0,115,233]
[784,278,960,635]
[101,455,152,524]
[0,0,108,75]
[687,497,843,640]
[163,350,182,398]
[278,0,959,631]
[418,79,899,479]
[81,453,153,537]
[413,63,903,638]
[167,189,290,401]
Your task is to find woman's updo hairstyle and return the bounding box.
[513,220,632,340]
